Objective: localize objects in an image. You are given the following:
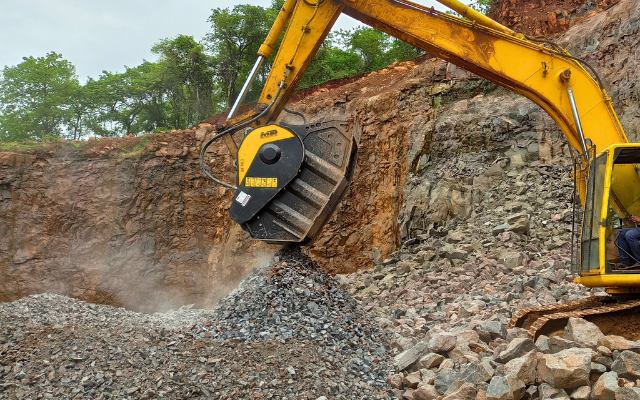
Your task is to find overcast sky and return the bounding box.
[0,0,470,82]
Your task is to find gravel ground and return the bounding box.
[0,248,395,399]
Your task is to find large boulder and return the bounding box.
[564,318,604,349]
[592,371,620,400]
[499,338,536,363]
[599,336,640,353]
[460,360,494,384]
[537,348,592,389]
[394,340,429,371]
[429,333,457,353]
[434,368,461,395]
[504,350,537,385]
[612,351,640,380]
[485,376,525,400]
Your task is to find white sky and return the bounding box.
[0,0,470,82]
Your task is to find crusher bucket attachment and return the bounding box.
[228,119,358,245]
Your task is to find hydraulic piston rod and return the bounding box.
[227,0,299,121]
[567,87,589,157]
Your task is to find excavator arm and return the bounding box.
[228,0,626,154]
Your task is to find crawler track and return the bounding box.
[509,296,640,340]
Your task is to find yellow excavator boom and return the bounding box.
[202,0,640,294]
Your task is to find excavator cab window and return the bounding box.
[580,151,607,274]
[580,145,640,275]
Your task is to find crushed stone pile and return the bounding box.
[0,248,396,399]
[192,246,395,396]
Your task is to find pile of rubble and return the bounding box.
[0,249,396,399]
[338,162,590,336]
[334,160,631,399]
[382,317,640,400]
[191,246,395,396]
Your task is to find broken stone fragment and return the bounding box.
[417,353,445,369]
[480,321,508,340]
[499,338,536,363]
[460,360,494,384]
[485,375,525,400]
[505,213,530,234]
[394,340,429,371]
[548,336,582,354]
[615,387,640,400]
[413,384,439,400]
[386,372,404,389]
[569,385,591,400]
[492,224,509,236]
[592,371,620,400]
[599,336,640,353]
[442,382,477,400]
[612,351,640,380]
[503,350,537,385]
[434,368,461,395]
[539,383,570,400]
[429,333,457,353]
[405,371,422,388]
[537,348,592,389]
[564,318,605,349]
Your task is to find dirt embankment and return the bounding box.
[490,0,621,36]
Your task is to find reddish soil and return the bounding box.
[489,0,621,36]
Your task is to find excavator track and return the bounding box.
[509,296,640,340]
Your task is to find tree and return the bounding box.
[205,4,275,109]
[86,62,163,137]
[348,27,393,72]
[152,35,214,129]
[0,52,79,141]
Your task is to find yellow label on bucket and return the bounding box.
[244,177,278,188]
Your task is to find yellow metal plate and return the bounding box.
[237,125,294,185]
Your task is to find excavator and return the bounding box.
[199,0,640,339]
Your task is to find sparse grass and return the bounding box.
[121,134,152,158]
[0,141,48,153]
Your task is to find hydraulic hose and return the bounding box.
[199,83,285,190]
[283,107,308,125]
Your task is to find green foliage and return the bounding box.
[468,0,494,15]
[152,35,215,129]
[84,62,164,137]
[0,52,79,141]
[205,4,276,108]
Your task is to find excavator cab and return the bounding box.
[575,144,640,294]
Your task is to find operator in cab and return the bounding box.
[616,215,640,269]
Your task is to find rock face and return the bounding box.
[0,135,273,312]
[489,0,621,36]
